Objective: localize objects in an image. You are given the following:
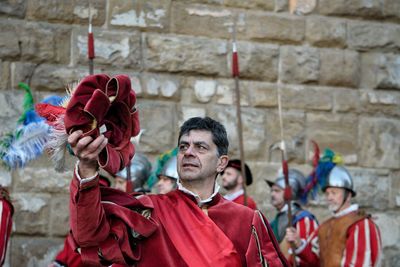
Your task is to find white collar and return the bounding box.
[177,179,220,207]
[224,189,244,201]
[333,204,359,218]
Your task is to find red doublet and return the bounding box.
[0,193,12,266]
[231,194,258,210]
[69,174,289,267]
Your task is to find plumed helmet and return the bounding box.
[265,169,306,200]
[322,165,356,196]
[158,155,178,180]
[116,153,151,188]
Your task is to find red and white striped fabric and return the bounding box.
[341,218,382,267]
[297,206,382,267]
[0,196,13,266]
[293,216,318,266]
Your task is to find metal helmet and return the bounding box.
[265,169,306,200]
[322,165,356,196]
[116,153,152,188]
[158,156,178,180]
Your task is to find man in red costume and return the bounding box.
[67,116,289,266]
[221,159,257,209]
[0,186,13,267]
[285,165,382,267]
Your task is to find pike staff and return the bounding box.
[276,76,297,267]
[88,0,95,75]
[231,20,248,206]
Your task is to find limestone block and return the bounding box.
[248,82,277,108]
[0,168,12,188]
[109,0,170,30]
[382,0,400,19]
[334,88,360,113]
[348,22,400,52]
[4,21,71,64]
[0,22,24,59]
[389,170,400,208]
[306,17,346,48]
[0,0,26,18]
[214,79,249,106]
[209,106,267,159]
[275,0,288,12]
[280,46,320,84]
[225,0,275,10]
[0,61,10,90]
[318,0,383,18]
[171,2,234,38]
[306,113,359,163]
[75,29,141,69]
[361,90,400,117]
[27,0,105,25]
[374,212,400,248]
[194,80,217,103]
[280,85,332,111]
[141,73,180,99]
[0,91,24,129]
[11,237,64,267]
[361,53,400,90]
[13,166,70,194]
[359,117,400,169]
[49,195,70,236]
[350,167,389,210]
[320,49,360,88]
[245,12,305,43]
[230,42,279,81]
[266,110,306,163]
[144,34,228,76]
[14,64,86,92]
[137,101,178,154]
[179,106,206,127]
[13,193,50,235]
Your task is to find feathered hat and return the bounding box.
[0,83,62,169]
[147,147,178,189]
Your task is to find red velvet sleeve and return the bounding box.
[246,210,290,267]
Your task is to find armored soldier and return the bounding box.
[221,159,257,209]
[286,166,382,267]
[155,155,178,194]
[114,153,151,193]
[266,169,318,266]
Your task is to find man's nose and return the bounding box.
[184,144,196,156]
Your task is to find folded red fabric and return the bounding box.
[64,74,140,174]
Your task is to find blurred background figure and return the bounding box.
[155,155,178,194]
[221,159,257,209]
[114,153,152,193]
[266,169,318,266]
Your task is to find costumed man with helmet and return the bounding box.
[155,155,178,194]
[285,149,382,267]
[114,152,151,193]
[221,159,257,209]
[266,169,318,266]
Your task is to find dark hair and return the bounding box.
[178,117,229,156]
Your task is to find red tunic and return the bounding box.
[69,174,289,266]
[296,207,382,267]
[231,194,257,210]
[0,188,13,266]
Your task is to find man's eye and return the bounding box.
[179,144,188,151]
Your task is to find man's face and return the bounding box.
[177,130,227,182]
[221,167,241,190]
[114,176,127,192]
[156,175,176,194]
[271,185,285,210]
[325,187,347,213]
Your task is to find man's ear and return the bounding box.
[216,155,229,173]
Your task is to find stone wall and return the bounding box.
[0,0,399,266]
